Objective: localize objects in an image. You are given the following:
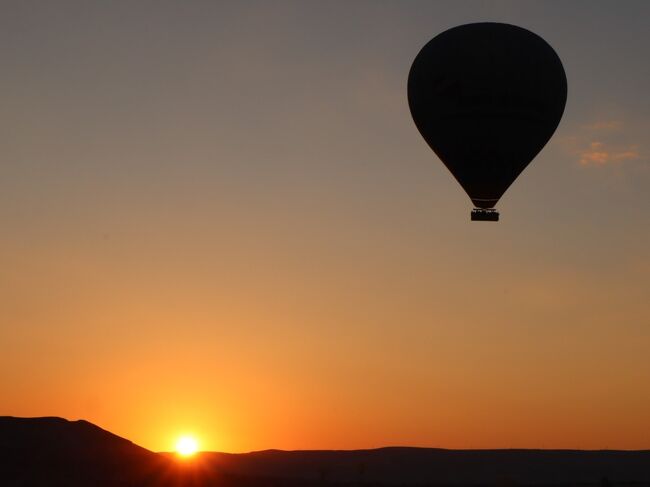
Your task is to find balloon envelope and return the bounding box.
[408,23,567,210]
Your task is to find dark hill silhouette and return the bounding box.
[0,416,219,486]
[2,417,650,487]
[209,447,650,485]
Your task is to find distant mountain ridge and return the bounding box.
[1,417,649,487]
[209,447,650,485]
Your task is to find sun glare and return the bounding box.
[175,435,199,457]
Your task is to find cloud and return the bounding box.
[562,120,643,168]
[581,120,623,131]
[612,150,640,162]
[578,141,640,166]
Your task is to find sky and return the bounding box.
[1,0,649,453]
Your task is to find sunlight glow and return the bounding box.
[176,435,199,457]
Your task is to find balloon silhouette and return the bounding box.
[408,23,567,221]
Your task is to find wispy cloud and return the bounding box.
[581,120,623,131]
[579,141,640,166]
[561,120,642,168]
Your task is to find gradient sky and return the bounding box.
[1,1,649,453]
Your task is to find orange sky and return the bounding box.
[1,1,649,452]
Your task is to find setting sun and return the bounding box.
[175,436,199,457]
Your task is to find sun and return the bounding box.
[175,435,199,457]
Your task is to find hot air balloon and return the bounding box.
[408,23,567,221]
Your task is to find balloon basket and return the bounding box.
[471,208,499,221]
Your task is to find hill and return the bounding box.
[1,417,649,486]
[210,447,650,485]
[0,416,215,486]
